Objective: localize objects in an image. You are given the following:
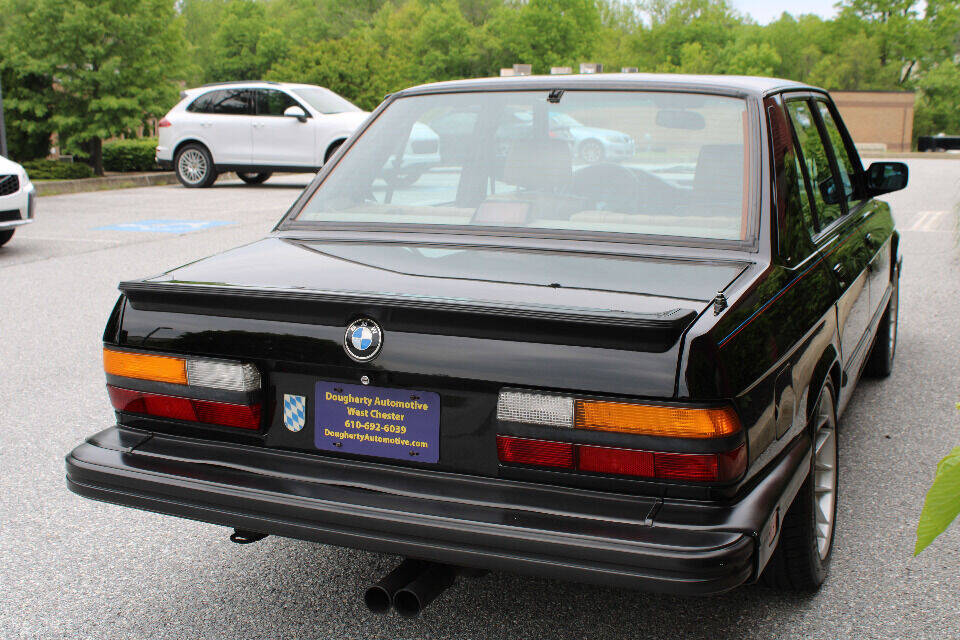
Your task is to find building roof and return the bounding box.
[398,73,815,98]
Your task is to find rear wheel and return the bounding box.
[0,229,14,247]
[762,381,838,591]
[865,276,898,377]
[237,172,271,185]
[175,144,218,188]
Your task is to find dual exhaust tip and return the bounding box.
[364,559,458,618]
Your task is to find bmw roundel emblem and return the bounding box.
[344,318,383,362]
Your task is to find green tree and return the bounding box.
[2,0,188,174]
[205,0,290,82]
[268,30,392,111]
[913,60,960,137]
[487,0,602,74]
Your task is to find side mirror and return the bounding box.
[818,175,840,205]
[283,105,308,123]
[865,161,908,196]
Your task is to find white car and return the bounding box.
[0,154,36,247]
[156,81,370,188]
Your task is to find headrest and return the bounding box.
[502,138,572,192]
[693,144,744,210]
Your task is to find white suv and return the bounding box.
[157,82,370,188]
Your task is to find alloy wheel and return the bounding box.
[813,391,838,560]
[178,149,207,184]
[888,282,899,360]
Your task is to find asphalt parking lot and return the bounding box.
[2,163,959,639]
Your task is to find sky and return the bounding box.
[731,0,840,24]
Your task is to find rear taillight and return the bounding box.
[158,117,172,127]
[496,435,573,468]
[104,348,260,391]
[108,387,261,429]
[103,348,262,429]
[496,390,745,483]
[498,390,740,438]
[496,436,747,482]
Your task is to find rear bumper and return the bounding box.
[66,427,810,595]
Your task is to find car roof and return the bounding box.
[396,73,817,98]
[184,82,330,94]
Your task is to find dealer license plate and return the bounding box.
[314,381,440,463]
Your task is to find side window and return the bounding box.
[767,97,816,259]
[211,89,253,115]
[814,100,858,205]
[186,90,221,114]
[255,89,302,116]
[786,99,844,230]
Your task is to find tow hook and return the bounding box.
[364,559,463,618]
[229,529,268,544]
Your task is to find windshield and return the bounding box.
[294,90,751,241]
[290,87,361,114]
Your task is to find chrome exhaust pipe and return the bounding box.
[363,559,428,614]
[392,563,458,618]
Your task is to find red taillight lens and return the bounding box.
[653,451,719,481]
[578,445,654,477]
[108,386,261,430]
[496,435,574,468]
[158,117,172,128]
[496,436,746,482]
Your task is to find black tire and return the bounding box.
[237,172,272,185]
[762,381,838,591]
[865,275,899,378]
[175,143,218,188]
[324,140,344,164]
[0,229,14,247]
[579,139,605,164]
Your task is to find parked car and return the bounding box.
[68,74,906,614]
[0,154,36,247]
[156,81,370,188]
[429,106,634,164]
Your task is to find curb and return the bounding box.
[35,172,179,196]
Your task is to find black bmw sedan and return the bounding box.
[66,73,907,615]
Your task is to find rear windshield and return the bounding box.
[294,90,751,241]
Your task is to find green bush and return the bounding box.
[102,138,160,172]
[21,159,95,180]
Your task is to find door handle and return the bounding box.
[832,263,847,288]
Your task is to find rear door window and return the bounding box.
[814,100,859,206]
[786,99,845,230]
[188,89,253,115]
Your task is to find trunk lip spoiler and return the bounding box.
[118,280,697,331]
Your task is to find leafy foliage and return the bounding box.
[21,159,95,180]
[103,138,160,172]
[915,443,960,555]
[2,0,960,166]
[0,0,189,174]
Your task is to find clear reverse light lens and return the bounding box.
[497,391,574,428]
[186,359,261,392]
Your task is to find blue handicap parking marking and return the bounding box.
[94,219,234,234]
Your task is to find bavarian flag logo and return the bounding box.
[283,394,306,432]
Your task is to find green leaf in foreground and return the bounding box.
[915,446,960,555]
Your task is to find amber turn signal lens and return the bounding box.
[574,400,740,439]
[103,348,187,385]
